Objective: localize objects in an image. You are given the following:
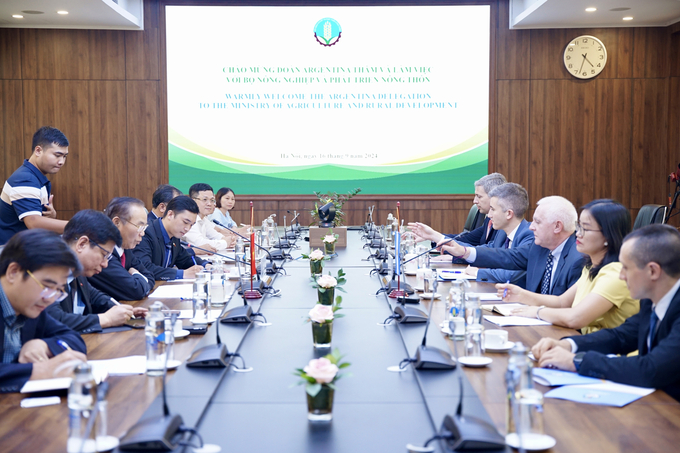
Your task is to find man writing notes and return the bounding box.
[89,197,155,301]
[440,196,584,296]
[46,211,146,333]
[133,196,206,281]
[464,183,535,286]
[0,229,86,393]
[532,225,680,401]
[183,183,235,254]
[409,173,507,253]
[0,127,70,245]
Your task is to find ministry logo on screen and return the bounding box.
[314,18,342,47]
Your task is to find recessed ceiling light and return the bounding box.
[585,7,597,12]
[57,10,69,15]
[610,7,631,12]
[623,16,634,21]
[21,10,44,14]
[12,14,24,19]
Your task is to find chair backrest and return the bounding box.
[463,204,485,233]
[633,204,667,230]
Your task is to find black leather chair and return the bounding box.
[463,204,485,233]
[633,204,667,230]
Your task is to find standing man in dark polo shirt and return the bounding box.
[0,127,70,245]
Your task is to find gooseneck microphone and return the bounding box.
[211,219,285,272]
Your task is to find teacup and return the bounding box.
[485,329,509,349]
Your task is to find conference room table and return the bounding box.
[1,229,680,453]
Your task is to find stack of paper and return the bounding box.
[21,368,108,394]
[88,355,148,376]
[437,269,476,280]
[149,283,194,299]
[532,368,655,407]
[482,303,525,316]
[484,315,551,327]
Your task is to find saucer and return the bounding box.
[505,433,556,451]
[485,341,515,352]
[418,292,441,299]
[458,356,492,368]
[166,359,182,370]
[174,329,190,339]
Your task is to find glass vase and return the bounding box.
[324,241,336,256]
[311,321,333,348]
[317,287,335,306]
[310,259,323,276]
[307,384,334,421]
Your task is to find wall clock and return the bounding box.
[564,35,607,79]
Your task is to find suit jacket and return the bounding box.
[0,311,86,393]
[45,276,115,334]
[471,234,584,296]
[476,219,534,287]
[88,248,155,301]
[448,216,499,247]
[147,211,160,225]
[570,286,680,401]
[133,218,205,281]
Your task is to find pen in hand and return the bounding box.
[57,340,72,351]
[503,280,510,299]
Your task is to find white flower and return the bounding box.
[316,274,337,288]
[303,357,339,384]
[323,234,337,243]
[309,304,334,323]
[309,249,325,261]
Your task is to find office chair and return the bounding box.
[633,205,667,230]
[463,204,485,233]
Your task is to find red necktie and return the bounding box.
[120,252,126,268]
[486,220,493,240]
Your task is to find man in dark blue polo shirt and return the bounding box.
[0,126,70,245]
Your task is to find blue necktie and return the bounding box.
[164,243,172,268]
[540,253,554,295]
[504,237,510,249]
[648,310,659,352]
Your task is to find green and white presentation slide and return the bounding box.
[166,4,490,194]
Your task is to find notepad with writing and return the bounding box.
[482,303,525,316]
[21,369,108,394]
[483,315,551,327]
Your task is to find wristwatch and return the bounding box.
[573,352,586,371]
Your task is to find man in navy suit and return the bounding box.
[133,196,206,281]
[463,183,534,287]
[0,229,86,393]
[409,172,507,249]
[441,195,584,296]
[532,224,680,401]
[147,184,182,224]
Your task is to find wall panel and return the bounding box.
[0,80,24,177]
[0,29,22,80]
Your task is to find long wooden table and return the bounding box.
[1,230,679,453]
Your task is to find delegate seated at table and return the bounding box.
[46,211,146,333]
[461,182,534,287]
[133,195,207,281]
[499,200,639,333]
[183,183,235,254]
[439,195,585,296]
[533,224,680,401]
[147,184,182,224]
[409,172,507,251]
[0,230,86,393]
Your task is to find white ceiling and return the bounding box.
[511,0,680,29]
[0,1,679,31]
[0,0,143,30]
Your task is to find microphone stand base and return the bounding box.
[119,413,184,451]
[414,345,457,370]
[388,289,407,298]
[440,414,506,451]
[186,343,229,368]
[243,290,263,299]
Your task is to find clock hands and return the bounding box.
[578,54,587,75]
[583,54,595,68]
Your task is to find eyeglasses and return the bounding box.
[124,218,148,233]
[26,270,68,302]
[575,222,602,236]
[88,238,114,261]
[193,197,216,205]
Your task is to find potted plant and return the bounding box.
[310,269,346,305]
[306,301,344,348]
[310,188,361,228]
[294,349,351,421]
[323,229,339,256]
[302,248,327,275]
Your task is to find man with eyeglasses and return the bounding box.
[183,183,235,254]
[46,210,146,333]
[1,229,87,393]
[440,196,585,296]
[133,196,207,281]
[88,197,155,301]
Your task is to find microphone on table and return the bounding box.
[285,211,301,237]
[180,241,268,324]
[212,219,286,272]
[120,314,190,450]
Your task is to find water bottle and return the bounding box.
[505,342,545,445]
[163,318,175,363]
[145,301,166,376]
[67,363,97,453]
[448,279,466,318]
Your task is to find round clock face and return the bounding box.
[564,35,607,79]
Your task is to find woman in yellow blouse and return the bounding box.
[500,199,639,334]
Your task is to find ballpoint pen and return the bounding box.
[503,280,510,298]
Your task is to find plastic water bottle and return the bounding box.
[145,301,166,376]
[67,363,97,453]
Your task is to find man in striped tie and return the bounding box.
[532,225,680,401]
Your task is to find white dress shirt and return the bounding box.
[183,215,229,251]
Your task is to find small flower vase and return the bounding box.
[307,384,335,421]
[311,320,333,348]
[310,259,323,276]
[317,287,335,305]
[324,241,336,256]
